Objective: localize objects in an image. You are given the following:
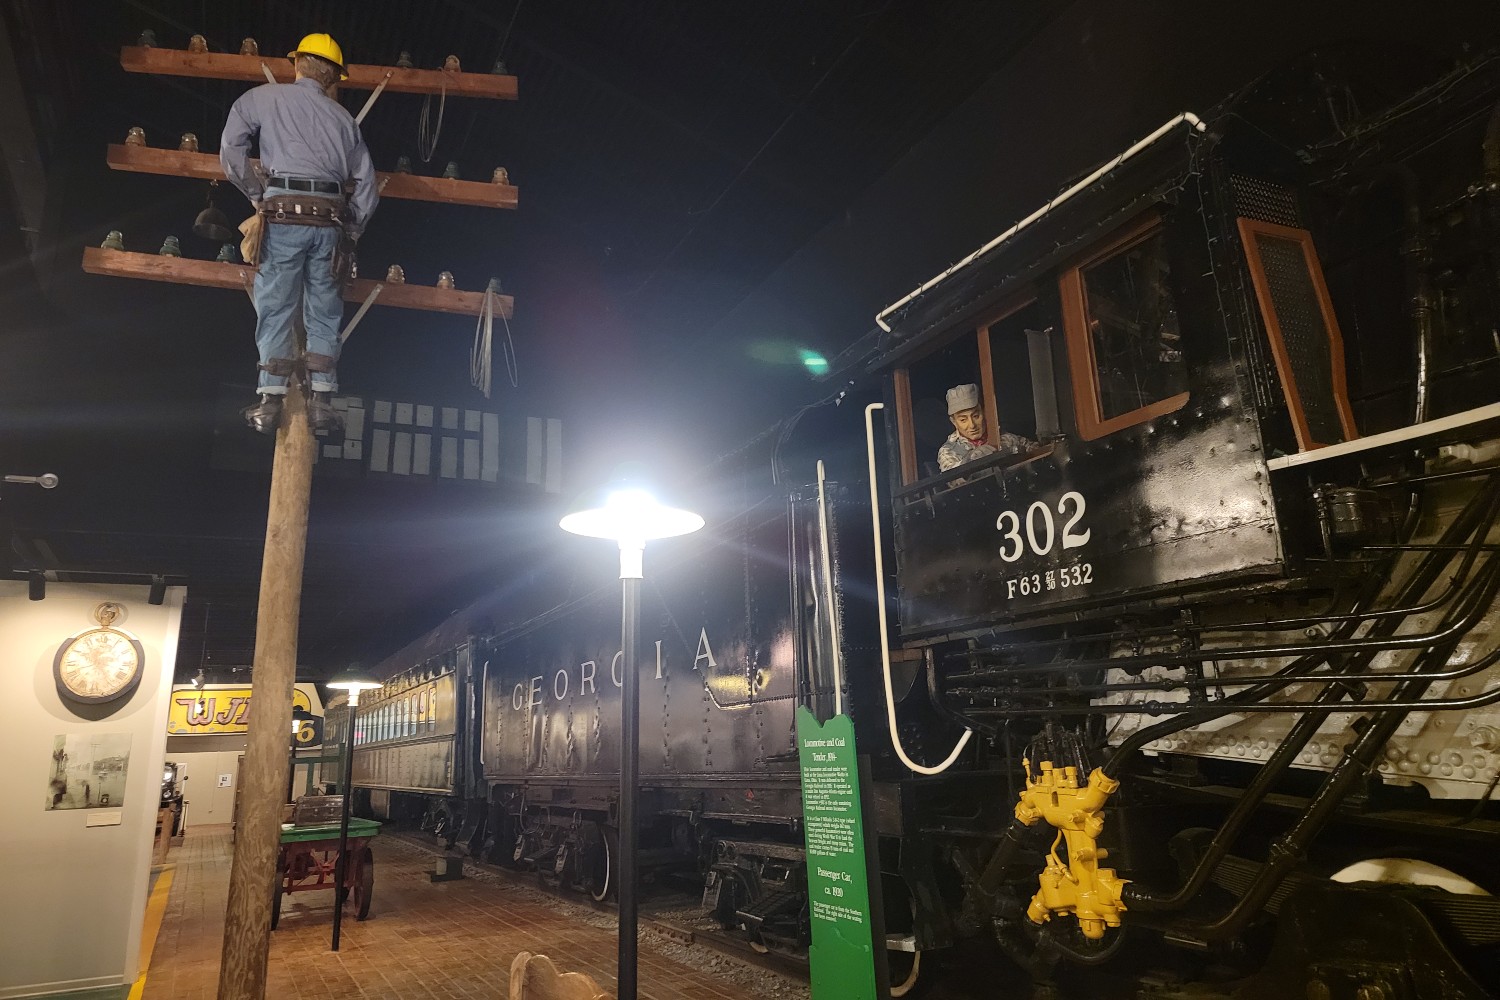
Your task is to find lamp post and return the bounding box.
[325,665,381,953]
[287,708,314,804]
[560,467,703,1000]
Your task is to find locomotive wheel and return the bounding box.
[586,824,617,902]
[888,951,922,998]
[353,849,375,921]
[883,877,924,998]
[491,812,522,869]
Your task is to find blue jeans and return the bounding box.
[253,208,343,394]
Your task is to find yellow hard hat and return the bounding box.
[287,33,348,80]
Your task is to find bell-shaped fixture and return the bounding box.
[193,204,235,243]
[442,161,460,180]
[396,51,414,69]
[385,264,405,284]
[100,230,125,251]
[125,126,146,147]
[179,132,199,153]
[239,38,258,56]
[436,271,455,289]
[158,236,182,257]
[192,182,236,243]
[216,243,239,263]
[491,167,509,185]
[187,34,208,53]
[137,29,157,48]
[491,58,508,75]
[395,155,413,174]
[443,55,461,72]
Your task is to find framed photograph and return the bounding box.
[46,733,132,810]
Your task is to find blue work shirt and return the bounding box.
[221,77,379,238]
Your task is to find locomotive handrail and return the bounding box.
[815,460,845,717]
[874,112,1208,333]
[866,402,973,774]
[998,559,1500,700]
[950,557,1497,682]
[892,444,1054,501]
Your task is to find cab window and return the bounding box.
[892,295,1042,487]
[1060,217,1189,439]
[899,334,982,483]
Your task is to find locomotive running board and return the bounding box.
[1266,401,1500,471]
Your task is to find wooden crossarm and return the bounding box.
[106,144,518,210]
[120,46,518,100]
[81,246,513,319]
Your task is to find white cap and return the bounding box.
[946,383,980,414]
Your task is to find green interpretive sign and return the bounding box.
[796,706,880,999]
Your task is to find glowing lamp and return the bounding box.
[559,465,701,1000]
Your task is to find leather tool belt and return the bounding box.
[261,194,355,285]
[262,194,343,227]
[268,175,343,195]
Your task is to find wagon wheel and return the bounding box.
[270,869,284,930]
[353,848,375,921]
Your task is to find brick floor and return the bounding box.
[143,824,795,1000]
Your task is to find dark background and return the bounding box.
[2,0,1495,680]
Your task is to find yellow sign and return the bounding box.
[166,685,317,736]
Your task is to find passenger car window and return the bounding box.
[1060,217,1189,439]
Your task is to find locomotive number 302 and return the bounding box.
[996,491,1090,562]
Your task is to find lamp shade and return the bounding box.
[193,204,236,243]
[325,665,381,704]
[559,465,703,542]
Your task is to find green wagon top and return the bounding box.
[278,817,382,844]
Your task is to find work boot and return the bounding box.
[241,393,283,435]
[308,391,344,436]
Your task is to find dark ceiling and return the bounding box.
[0,0,1067,679]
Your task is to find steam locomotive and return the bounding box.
[334,48,1500,998]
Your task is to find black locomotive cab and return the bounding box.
[873,75,1500,641]
[859,52,1500,997]
[874,141,1280,635]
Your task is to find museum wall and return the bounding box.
[0,581,183,1000]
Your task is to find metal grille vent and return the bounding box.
[1232,175,1300,227]
[1256,234,1346,444]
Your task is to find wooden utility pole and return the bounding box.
[89,37,522,999]
[217,381,315,1000]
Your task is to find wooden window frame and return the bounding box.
[1236,217,1358,451]
[1059,214,1189,441]
[892,292,1035,486]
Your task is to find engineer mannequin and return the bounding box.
[937,383,1037,473]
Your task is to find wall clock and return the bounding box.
[54,602,145,707]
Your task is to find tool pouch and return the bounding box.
[238,213,264,267]
[262,194,343,227]
[331,232,357,286]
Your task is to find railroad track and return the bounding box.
[387,829,810,993]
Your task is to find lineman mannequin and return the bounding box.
[937,383,1037,472]
[221,32,379,434]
